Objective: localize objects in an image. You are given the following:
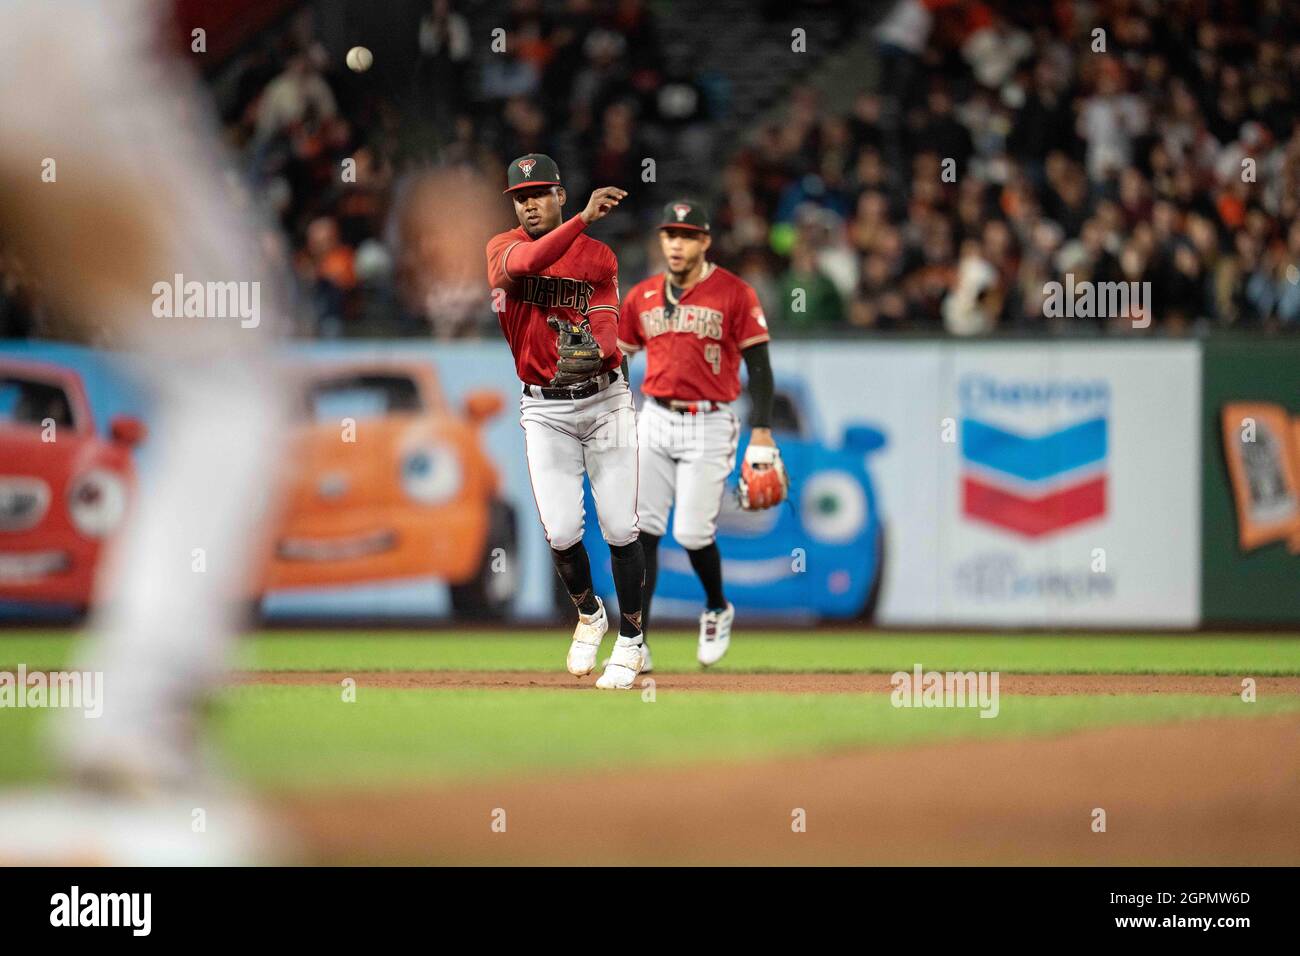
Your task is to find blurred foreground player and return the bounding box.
[0,0,289,862]
[485,154,647,689]
[618,201,787,667]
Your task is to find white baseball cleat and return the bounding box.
[640,642,654,674]
[595,634,645,689]
[697,603,735,666]
[566,596,608,676]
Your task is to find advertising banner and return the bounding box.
[0,340,559,621]
[1,338,1204,628]
[1202,338,1300,624]
[926,343,1201,628]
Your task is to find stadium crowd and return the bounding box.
[2,0,1299,340]
[722,0,1300,335]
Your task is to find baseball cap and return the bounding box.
[658,199,710,232]
[504,153,562,194]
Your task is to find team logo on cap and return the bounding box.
[673,203,691,221]
[517,158,537,178]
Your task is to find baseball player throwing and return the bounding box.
[618,200,787,667]
[486,154,647,689]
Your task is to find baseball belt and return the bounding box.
[652,395,723,415]
[523,368,620,401]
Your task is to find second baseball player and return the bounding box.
[619,200,786,667]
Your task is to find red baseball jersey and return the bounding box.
[618,263,770,402]
[486,216,621,385]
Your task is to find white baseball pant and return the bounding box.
[637,399,740,550]
[520,376,639,550]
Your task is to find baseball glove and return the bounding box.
[738,444,789,510]
[547,316,604,387]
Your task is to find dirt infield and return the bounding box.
[249,668,1300,863]
[244,670,1300,695]
[279,712,1300,865]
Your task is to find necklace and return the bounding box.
[664,262,711,308]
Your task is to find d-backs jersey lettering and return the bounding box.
[618,263,769,402]
[486,219,621,385]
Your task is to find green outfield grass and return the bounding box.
[3,630,1300,675]
[2,687,1297,792]
[3,630,1296,794]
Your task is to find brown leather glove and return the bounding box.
[547,316,604,387]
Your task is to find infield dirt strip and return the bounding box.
[278,713,1300,865]
[244,670,1300,695]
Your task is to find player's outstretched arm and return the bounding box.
[500,187,628,281]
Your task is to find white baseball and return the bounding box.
[345,46,373,73]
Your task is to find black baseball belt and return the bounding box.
[652,395,724,414]
[523,367,620,401]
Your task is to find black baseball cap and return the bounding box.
[504,153,562,194]
[658,199,710,233]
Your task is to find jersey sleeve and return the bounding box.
[733,282,771,350]
[617,282,644,354]
[584,248,621,357]
[485,232,520,290]
[486,216,589,289]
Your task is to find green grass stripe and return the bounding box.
[2,689,1296,792]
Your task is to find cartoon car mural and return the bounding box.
[266,361,517,617]
[0,359,146,609]
[578,372,887,620]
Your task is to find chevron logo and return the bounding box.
[959,387,1108,538]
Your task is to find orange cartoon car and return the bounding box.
[0,359,146,609]
[266,361,516,617]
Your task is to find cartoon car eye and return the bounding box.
[800,470,866,544]
[400,444,462,504]
[67,468,128,537]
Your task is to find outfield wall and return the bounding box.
[1,336,1295,627]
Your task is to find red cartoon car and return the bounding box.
[0,359,146,609]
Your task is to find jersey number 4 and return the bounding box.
[704,343,722,375]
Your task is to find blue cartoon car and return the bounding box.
[576,373,887,620]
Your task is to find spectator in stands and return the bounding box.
[299,216,355,337]
[417,0,473,123]
[874,0,935,116]
[1076,58,1148,183]
[778,240,845,329]
[253,52,337,150]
